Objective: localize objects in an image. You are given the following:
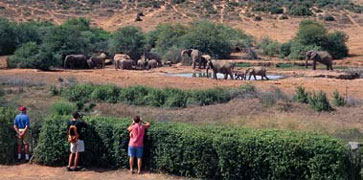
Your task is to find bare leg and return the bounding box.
[24,144,29,155]
[129,157,134,173]
[73,152,80,168]
[137,158,142,174]
[68,153,74,168]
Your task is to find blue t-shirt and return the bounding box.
[13,113,30,129]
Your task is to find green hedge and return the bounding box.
[58,84,254,108]
[34,115,358,179]
[0,107,16,164]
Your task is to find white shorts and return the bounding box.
[70,140,85,153]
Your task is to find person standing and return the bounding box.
[13,106,32,162]
[127,116,150,174]
[67,112,87,171]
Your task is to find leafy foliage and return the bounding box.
[109,26,145,60]
[333,90,346,107]
[55,84,256,108]
[293,86,310,104]
[33,115,357,179]
[49,101,77,116]
[0,107,16,164]
[308,91,333,112]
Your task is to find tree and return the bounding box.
[109,26,145,60]
[0,18,18,55]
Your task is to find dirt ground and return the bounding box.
[0,65,362,99]
[0,164,186,180]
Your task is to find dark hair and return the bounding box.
[133,116,140,123]
[73,112,81,119]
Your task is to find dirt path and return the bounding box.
[0,164,185,180]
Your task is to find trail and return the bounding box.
[344,10,361,27]
[220,1,227,23]
[170,3,192,20]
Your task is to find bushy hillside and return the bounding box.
[0,0,362,32]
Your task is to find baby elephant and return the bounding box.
[234,71,246,80]
[245,67,269,80]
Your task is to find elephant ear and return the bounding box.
[310,51,319,60]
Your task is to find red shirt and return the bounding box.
[128,123,147,147]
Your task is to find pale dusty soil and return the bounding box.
[0,164,186,180]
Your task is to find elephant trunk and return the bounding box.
[206,66,210,78]
[305,58,309,68]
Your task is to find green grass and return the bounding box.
[235,62,251,68]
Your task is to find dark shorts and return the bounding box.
[128,146,143,158]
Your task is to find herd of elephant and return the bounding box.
[63,49,333,80]
[63,51,171,70]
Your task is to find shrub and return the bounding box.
[33,115,358,179]
[49,101,76,116]
[333,90,346,107]
[293,86,309,104]
[308,91,333,112]
[109,26,145,60]
[8,42,41,69]
[288,4,313,16]
[59,84,252,109]
[0,18,18,55]
[0,107,16,164]
[269,6,284,14]
[181,21,233,58]
[295,20,327,47]
[325,31,349,59]
[324,15,335,21]
[257,37,281,57]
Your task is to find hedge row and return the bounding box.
[0,107,16,164]
[34,115,358,179]
[56,84,256,108]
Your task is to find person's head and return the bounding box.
[72,111,81,120]
[19,106,27,113]
[133,115,140,123]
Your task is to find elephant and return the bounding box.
[245,67,269,80]
[305,50,333,70]
[89,53,107,69]
[114,54,131,70]
[142,52,162,67]
[234,71,246,80]
[147,59,158,69]
[64,54,88,69]
[206,60,235,80]
[163,60,172,67]
[117,59,134,70]
[137,58,147,70]
[181,49,204,69]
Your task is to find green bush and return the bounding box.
[288,4,313,16]
[33,115,358,179]
[181,21,234,58]
[0,107,16,164]
[109,26,145,60]
[293,86,310,104]
[333,90,346,107]
[324,15,335,21]
[59,84,256,109]
[308,91,333,112]
[49,101,77,116]
[257,37,281,57]
[0,18,18,55]
[8,42,40,69]
[325,31,349,59]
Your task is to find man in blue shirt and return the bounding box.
[13,106,31,162]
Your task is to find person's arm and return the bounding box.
[20,116,30,137]
[141,119,150,128]
[13,116,20,135]
[127,121,135,132]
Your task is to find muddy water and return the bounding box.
[165,73,285,80]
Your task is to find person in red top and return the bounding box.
[127,116,150,174]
